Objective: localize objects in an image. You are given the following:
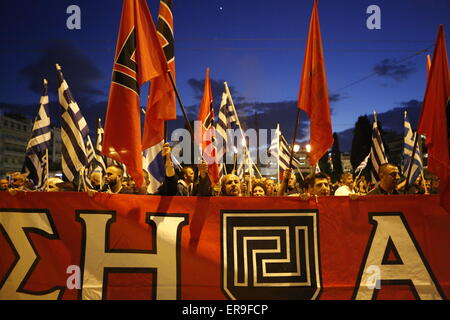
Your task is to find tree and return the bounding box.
[331,132,343,182]
[318,150,332,177]
[350,115,372,178]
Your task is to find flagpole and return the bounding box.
[285,108,301,193]
[45,149,49,191]
[276,124,281,184]
[404,132,420,194]
[167,70,193,137]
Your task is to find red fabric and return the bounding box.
[417,25,450,214]
[0,192,449,300]
[103,0,168,188]
[297,0,333,167]
[196,68,220,185]
[142,0,176,150]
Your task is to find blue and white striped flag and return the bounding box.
[278,133,302,171]
[370,112,388,182]
[22,79,51,189]
[56,64,89,183]
[355,153,370,174]
[216,83,239,176]
[86,135,95,167]
[91,118,107,174]
[143,140,165,194]
[403,111,423,186]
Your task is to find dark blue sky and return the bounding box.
[1,0,449,139]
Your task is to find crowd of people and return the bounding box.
[0,144,441,199]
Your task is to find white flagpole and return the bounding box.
[45,149,49,191]
[224,82,262,179]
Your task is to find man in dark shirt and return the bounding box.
[367,163,400,195]
[176,161,212,196]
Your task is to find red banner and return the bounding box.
[0,192,448,300]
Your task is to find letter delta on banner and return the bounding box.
[0,192,449,300]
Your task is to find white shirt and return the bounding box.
[334,185,355,196]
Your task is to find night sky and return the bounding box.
[1,0,449,151]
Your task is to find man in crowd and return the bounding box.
[277,168,302,196]
[176,161,212,196]
[307,172,331,197]
[263,178,276,196]
[0,178,9,191]
[334,172,356,196]
[102,164,134,194]
[367,163,400,195]
[220,174,241,196]
[89,171,103,191]
[88,143,178,196]
[46,177,64,192]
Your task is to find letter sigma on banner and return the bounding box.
[0,193,449,300]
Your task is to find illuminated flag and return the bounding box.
[103,0,169,188]
[92,118,107,174]
[22,79,51,189]
[56,64,89,184]
[216,83,239,175]
[196,68,220,185]
[370,113,388,183]
[403,111,423,187]
[417,25,450,212]
[297,0,333,167]
[142,0,176,150]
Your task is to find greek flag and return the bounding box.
[355,153,370,174]
[56,64,89,183]
[370,113,388,182]
[403,111,423,186]
[22,79,51,189]
[91,118,107,174]
[143,140,165,194]
[216,83,239,175]
[278,133,302,171]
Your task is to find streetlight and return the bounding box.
[305,144,311,153]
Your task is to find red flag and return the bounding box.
[417,25,450,213]
[142,0,177,150]
[103,0,168,188]
[195,68,220,185]
[297,0,333,167]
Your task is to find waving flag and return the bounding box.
[370,112,388,183]
[143,141,165,194]
[142,0,176,150]
[297,0,333,167]
[355,153,370,174]
[216,83,239,175]
[403,111,423,186]
[57,64,89,184]
[417,25,450,212]
[195,68,220,185]
[22,79,51,189]
[103,0,169,188]
[91,118,107,174]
